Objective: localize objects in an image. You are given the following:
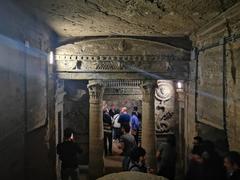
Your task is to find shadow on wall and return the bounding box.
[198,123,229,155]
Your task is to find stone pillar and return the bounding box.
[87,80,104,179]
[176,85,185,172]
[141,80,157,169]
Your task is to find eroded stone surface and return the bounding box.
[193,3,240,151]
[14,0,240,37]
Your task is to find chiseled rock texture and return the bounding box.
[97,172,168,180]
[193,2,240,152]
[15,0,240,37]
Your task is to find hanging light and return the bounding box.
[49,51,54,64]
[176,81,184,92]
[177,81,183,89]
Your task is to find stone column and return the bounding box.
[141,80,157,170]
[176,85,185,172]
[87,80,104,179]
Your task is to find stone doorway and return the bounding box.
[54,37,190,179]
[55,78,186,179]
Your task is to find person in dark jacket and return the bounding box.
[57,128,82,180]
[128,146,147,173]
[185,145,205,180]
[118,107,131,128]
[224,151,240,180]
[103,108,113,156]
[157,135,176,180]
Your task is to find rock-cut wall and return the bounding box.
[0,2,57,180]
[192,2,240,151]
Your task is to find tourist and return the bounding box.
[103,108,113,156]
[119,124,137,171]
[109,104,116,118]
[156,135,176,180]
[185,145,205,180]
[118,107,131,128]
[201,140,225,180]
[130,111,140,144]
[224,151,240,180]
[57,128,82,180]
[128,146,147,173]
[112,108,121,141]
[193,136,203,147]
[133,106,142,122]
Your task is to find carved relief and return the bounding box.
[87,80,104,103]
[155,80,175,134]
[55,55,187,73]
[155,81,174,102]
[156,112,174,133]
[96,61,123,70]
[118,39,127,52]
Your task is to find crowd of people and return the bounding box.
[185,136,240,180]
[103,106,141,156]
[56,107,240,180]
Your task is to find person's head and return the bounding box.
[115,109,120,114]
[121,107,127,113]
[224,151,240,173]
[133,106,138,111]
[64,128,74,140]
[130,147,146,163]
[122,124,130,134]
[193,136,203,146]
[111,104,115,109]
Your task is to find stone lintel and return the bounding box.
[56,72,188,80]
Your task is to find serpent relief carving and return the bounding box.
[155,80,175,133]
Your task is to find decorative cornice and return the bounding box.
[104,88,142,95]
[55,54,189,73]
[103,80,142,88]
[55,54,188,61]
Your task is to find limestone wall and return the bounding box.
[192,2,240,151]
[0,1,56,180]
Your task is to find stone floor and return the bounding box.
[72,141,181,180]
[78,141,123,180]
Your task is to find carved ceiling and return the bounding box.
[14,0,240,38]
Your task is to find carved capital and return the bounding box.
[141,80,156,102]
[87,80,104,103]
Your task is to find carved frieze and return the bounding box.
[104,88,142,95]
[104,80,142,88]
[55,54,187,73]
[103,80,142,96]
